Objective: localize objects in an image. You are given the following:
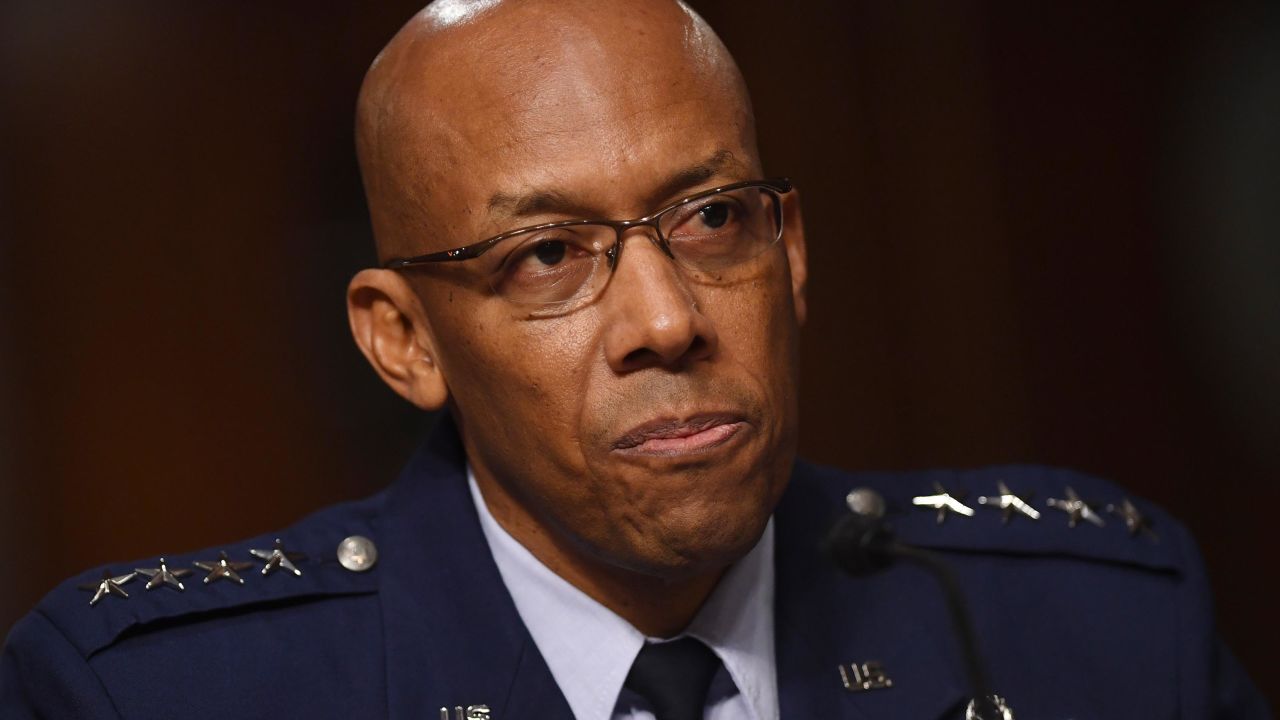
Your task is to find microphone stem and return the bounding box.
[890,542,994,704]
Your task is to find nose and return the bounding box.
[601,230,719,374]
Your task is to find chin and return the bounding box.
[622,482,777,580]
[582,423,794,579]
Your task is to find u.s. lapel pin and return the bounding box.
[838,660,893,692]
[440,705,491,720]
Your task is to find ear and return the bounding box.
[347,268,449,411]
[781,188,808,326]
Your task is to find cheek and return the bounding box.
[434,300,601,470]
[707,270,801,395]
[699,267,803,488]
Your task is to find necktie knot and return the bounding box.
[623,637,721,720]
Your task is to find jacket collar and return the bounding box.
[376,420,968,720]
[376,417,574,720]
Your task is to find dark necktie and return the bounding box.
[623,637,721,720]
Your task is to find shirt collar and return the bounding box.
[468,468,778,720]
[684,509,777,720]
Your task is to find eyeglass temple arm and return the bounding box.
[384,242,490,269]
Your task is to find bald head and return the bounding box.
[355,0,757,261]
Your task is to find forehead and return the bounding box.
[397,9,757,242]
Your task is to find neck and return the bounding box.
[471,468,725,638]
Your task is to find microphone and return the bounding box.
[824,500,896,576]
[824,490,1010,720]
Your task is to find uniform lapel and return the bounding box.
[376,417,575,720]
[774,463,969,720]
[375,428,968,719]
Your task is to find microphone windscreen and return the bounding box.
[824,512,896,577]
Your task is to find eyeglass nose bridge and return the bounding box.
[603,217,676,271]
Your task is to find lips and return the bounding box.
[612,413,747,456]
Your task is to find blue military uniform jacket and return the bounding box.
[2,419,1269,718]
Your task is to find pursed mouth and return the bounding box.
[611,413,748,456]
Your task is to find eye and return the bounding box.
[509,238,585,273]
[531,240,568,266]
[492,230,603,305]
[697,202,731,229]
[658,188,779,273]
[666,195,747,240]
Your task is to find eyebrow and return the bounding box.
[485,149,745,222]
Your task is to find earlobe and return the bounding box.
[781,190,808,326]
[347,269,450,410]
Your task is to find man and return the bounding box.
[0,1,1269,718]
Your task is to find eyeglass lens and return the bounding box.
[489,186,782,310]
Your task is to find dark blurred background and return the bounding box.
[1,0,1276,702]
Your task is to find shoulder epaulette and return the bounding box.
[810,463,1187,574]
[33,493,386,658]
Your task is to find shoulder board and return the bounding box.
[32,492,386,658]
[801,462,1189,574]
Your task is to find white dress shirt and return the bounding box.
[468,470,779,720]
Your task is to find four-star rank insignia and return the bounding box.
[978,481,1041,524]
[911,482,976,524]
[79,569,137,606]
[250,538,307,577]
[194,551,255,585]
[79,543,315,609]
[135,557,193,591]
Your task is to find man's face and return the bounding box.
[366,3,807,579]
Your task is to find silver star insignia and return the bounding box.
[977,481,1041,523]
[966,694,1014,720]
[78,569,137,606]
[1046,486,1105,528]
[194,551,255,585]
[250,538,306,577]
[1106,498,1157,540]
[912,482,976,524]
[135,557,193,591]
